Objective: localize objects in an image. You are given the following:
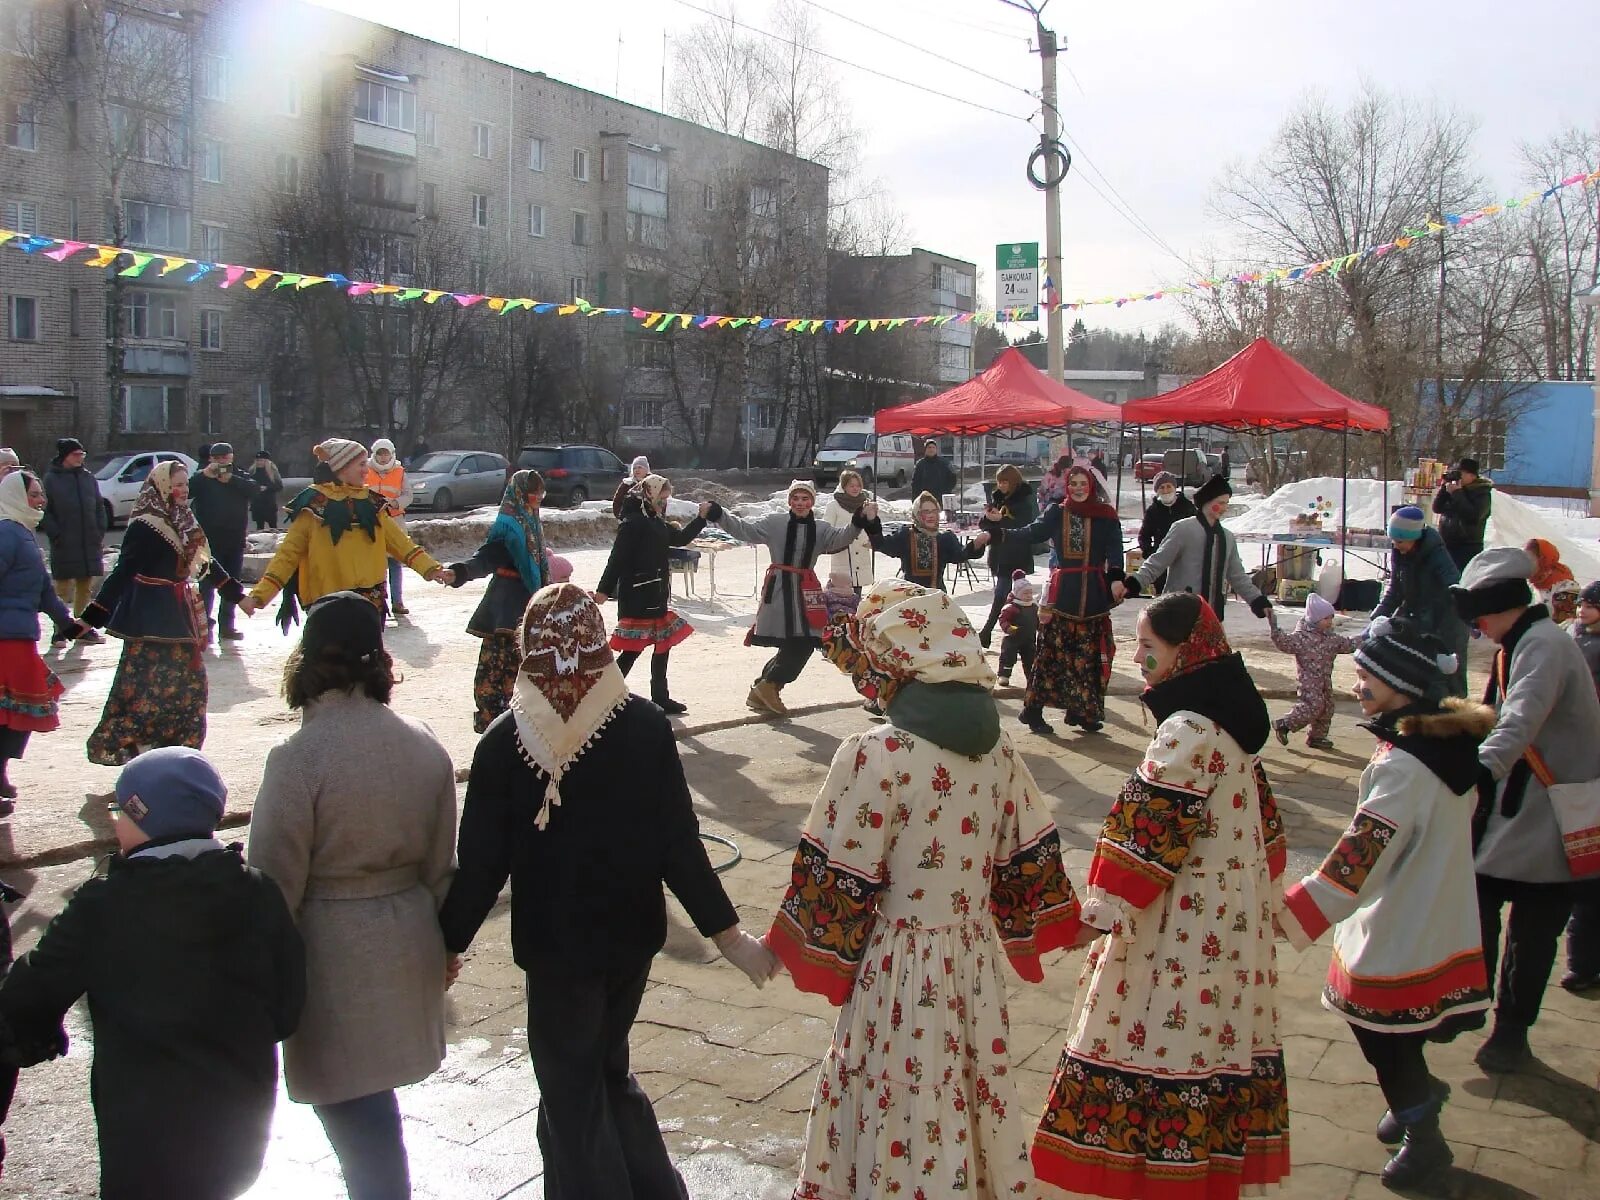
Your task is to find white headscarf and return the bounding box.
[0,470,43,530]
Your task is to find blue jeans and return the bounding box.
[314,1090,409,1200]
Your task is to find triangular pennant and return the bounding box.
[43,240,90,263]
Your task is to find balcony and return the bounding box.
[353,120,416,159]
[352,151,417,213]
[121,343,191,376]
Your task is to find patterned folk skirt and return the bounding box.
[0,639,64,734]
[1026,613,1114,725]
[609,611,694,654]
[472,631,521,735]
[87,639,207,766]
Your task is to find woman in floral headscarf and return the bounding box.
[447,469,551,732]
[771,581,1085,1200]
[80,462,244,765]
[439,583,776,1196]
[594,474,712,715]
[1032,591,1291,1200]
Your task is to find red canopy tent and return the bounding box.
[874,346,1120,438]
[1120,338,1389,432]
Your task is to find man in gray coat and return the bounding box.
[1116,473,1272,622]
[1452,547,1600,1072]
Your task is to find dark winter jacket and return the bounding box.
[0,519,75,641]
[449,537,532,637]
[1374,526,1469,693]
[39,462,106,579]
[249,466,283,523]
[1138,493,1197,559]
[438,698,738,972]
[189,466,257,549]
[911,454,957,501]
[984,480,1039,575]
[82,521,244,642]
[0,842,305,1200]
[865,521,984,593]
[597,497,707,619]
[1432,479,1493,552]
[998,599,1038,653]
[1572,620,1600,695]
[992,502,1125,619]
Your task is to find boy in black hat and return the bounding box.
[1432,457,1492,571]
[0,748,305,1198]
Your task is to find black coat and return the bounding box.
[1432,480,1492,551]
[248,466,284,522]
[82,521,244,641]
[190,467,257,549]
[449,537,532,637]
[1138,493,1197,558]
[911,455,956,500]
[984,481,1039,574]
[0,844,304,1200]
[438,698,739,972]
[596,498,706,619]
[39,463,107,579]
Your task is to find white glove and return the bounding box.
[715,928,780,988]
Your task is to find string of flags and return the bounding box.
[1,168,1594,332]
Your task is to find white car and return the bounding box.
[93,451,199,526]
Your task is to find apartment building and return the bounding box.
[0,0,829,471]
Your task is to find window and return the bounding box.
[420,110,437,147]
[697,350,714,380]
[470,192,488,228]
[571,148,589,181]
[354,166,389,204]
[628,339,670,370]
[700,236,713,263]
[199,308,223,351]
[601,148,613,182]
[3,100,36,150]
[123,201,188,250]
[353,232,415,282]
[527,202,545,237]
[69,287,80,336]
[527,137,544,171]
[621,400,664,428]
[108,106,188,167]
[600,210,609,244]
[421,181,438,218]
[200,392,225,434]
[199,138,222,182]
[472,121,491,159]
[122,289,180,340]
[2,199,38,234]
[352,80,416,132]
[122,384,186,433]
[66,99,78,147]
[749,184,777,219]
[275,153,299,194]
[627,211,667,250]
[469,260,488,292]
[935,264,973,297]
[67,196,78,238]
[279,77,300,117]
[939,342,969,370]
[1,8,36,54]
[200,54,229,102]
[626,150,669,250]
[200,223,223,259]
[568,275,586,302]
[571,210,587,246]
[702,182,716,211]
[6,296,38,341]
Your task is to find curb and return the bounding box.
[3,809,254,871]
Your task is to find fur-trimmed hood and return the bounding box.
[1367,697,1496,795]
[1395,698,1497,740]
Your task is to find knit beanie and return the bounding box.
[1152,471,1179,491]
[1355,616,1458,700]
[1450,546,1535,622]
[113,747,227,841]
[301,591,384,661]
[1387,506,1427,542]
[1010,569,1036,606]
[1305,593,1335,623]
[546,554,573,584]
[313,438,366,474]
[787,479,818,502]
[54,437,84,462]
[1457,458,1480,476]
[630,455,650,475]
[1193,473,1232,509]
[1582,581,1600,609]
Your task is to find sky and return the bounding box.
[312,0,1600,336]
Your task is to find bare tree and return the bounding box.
[1520,126,1600,380]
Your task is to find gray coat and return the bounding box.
[40,462,107,579]
[247,690,458,1104]
[1132,515,1261,617]
[714,508,861,644]
[1477,613,1600,883]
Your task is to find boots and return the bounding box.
[649,655,685,714]
[1376,1077,1449,1145]
[1473,1019,1531,1073]
[747,679,788,716]
[1381,1111,1453,1190]
[1019,705,1054,735]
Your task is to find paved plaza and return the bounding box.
[0,547,1594,1198]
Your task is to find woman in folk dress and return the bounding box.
[1033,591,1291,1200]
[768,582,1085,1200]
[81,463,244,766]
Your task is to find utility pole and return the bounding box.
[1002,0,1068,384]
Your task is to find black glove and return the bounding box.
[1250,595,1273,619]
[445,562,469,588]
[1121,576,1143,598]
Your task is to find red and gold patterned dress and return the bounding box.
[1033,709,1292,1199]
[769,725,1083,1200]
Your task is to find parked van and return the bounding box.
[811,419,917,488]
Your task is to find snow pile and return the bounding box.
[1487,492,1600,584]
[730,491,914,521]
[1228,477,1405,537]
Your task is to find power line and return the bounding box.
[663,0,1031,123]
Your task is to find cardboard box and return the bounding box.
[1276,579,1315,605]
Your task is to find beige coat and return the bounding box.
[248,690,458,1105]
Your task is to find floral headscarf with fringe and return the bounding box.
[128,461,210,574]
[821,578,929,706]
[862,588,996,689]
[511,583,630,830]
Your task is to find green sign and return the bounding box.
[995,242,1039,322]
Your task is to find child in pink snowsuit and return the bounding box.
[1269,592,1359,749]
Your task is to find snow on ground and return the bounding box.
[1488,492,1600,583]
[1228,476,1405,537]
